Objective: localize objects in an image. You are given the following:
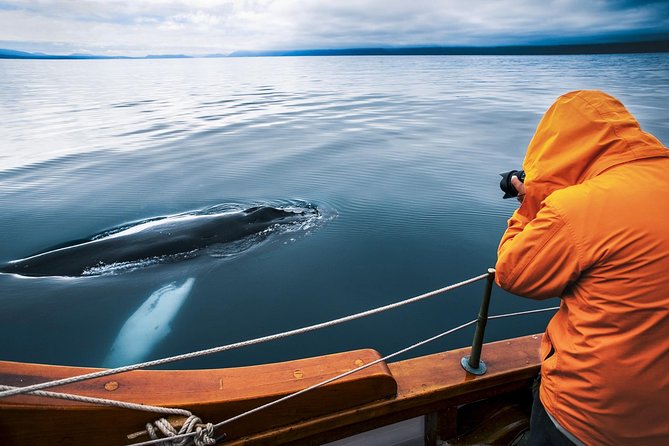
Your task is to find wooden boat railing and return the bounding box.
[0,270,553,445]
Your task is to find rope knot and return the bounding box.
[141,414,216,446]
[194,423,216,446]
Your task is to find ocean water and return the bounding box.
[1,54,668,369]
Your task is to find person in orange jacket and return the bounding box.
[495,90,669,446]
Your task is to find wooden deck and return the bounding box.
[0,334,541,445]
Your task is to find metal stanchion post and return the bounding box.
[461,268,495,375]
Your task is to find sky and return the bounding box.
[1,0,668,56]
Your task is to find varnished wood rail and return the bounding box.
[225,334,541,445]
[0,335,541,446]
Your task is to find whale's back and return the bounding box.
[244,206,304,223]
[0,203,322,277]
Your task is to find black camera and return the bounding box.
[499,169,525,199]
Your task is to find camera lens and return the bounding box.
[499,169,525,199]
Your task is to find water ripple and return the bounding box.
[1,55,667,367]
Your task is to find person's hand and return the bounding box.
[512,175,526,203]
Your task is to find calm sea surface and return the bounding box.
[1,54,668,369]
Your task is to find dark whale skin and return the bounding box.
[1,206,313,277]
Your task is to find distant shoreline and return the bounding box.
[2,40,668,60]
[229,40,669,58]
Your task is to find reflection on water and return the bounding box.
[0,54,667,368]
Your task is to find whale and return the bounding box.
[1,205,317,277]
[102,278,195,368]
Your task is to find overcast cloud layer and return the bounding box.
[1,0,668,56]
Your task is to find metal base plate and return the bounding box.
[461,356,487,375]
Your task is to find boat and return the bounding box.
[0,271,550,446]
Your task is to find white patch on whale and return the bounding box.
[99,213,235,240]
[102,278,195,368]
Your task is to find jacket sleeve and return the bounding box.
[495,199,582,299]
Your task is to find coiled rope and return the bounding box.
[130,415,216,446]
[0,272,489,400]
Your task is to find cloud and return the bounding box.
[0,0,667,55]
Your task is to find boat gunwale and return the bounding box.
[0,334,541,445]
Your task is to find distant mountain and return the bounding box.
[0,48,194,59]
[229,40,669,57]
[0,48,119,59]
[0,48,44,58]
[145,54,191,59]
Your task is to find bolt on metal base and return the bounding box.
[461,356,487,375]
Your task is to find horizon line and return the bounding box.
[2,39,668,60]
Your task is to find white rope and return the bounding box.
[489,307,560,320]
[0,384,192,416]
[0,272,489,400]
[0,385,216,445]
[127,305,560,446]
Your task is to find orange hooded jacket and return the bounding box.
[495,90,669,445]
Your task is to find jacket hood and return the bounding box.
[520,90,667,218]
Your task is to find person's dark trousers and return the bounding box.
[512,376,576,446]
